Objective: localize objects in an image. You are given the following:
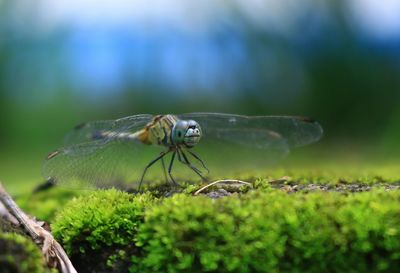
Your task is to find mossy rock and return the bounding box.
[51,188,400,273]
[133,190,400,273]
[52,189,156,273]
[0,232,53,273]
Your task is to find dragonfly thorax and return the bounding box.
[172,119,202,148]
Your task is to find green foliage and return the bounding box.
[0,232,52,273]
[51,189,156,256]
[132,190,400,273]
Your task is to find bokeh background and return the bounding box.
[1,0,400,191]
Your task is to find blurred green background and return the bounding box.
[1,0,400,192]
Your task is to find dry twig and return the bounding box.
[193,176,292,196]
[0,182,77,273]
[194,179,252,195]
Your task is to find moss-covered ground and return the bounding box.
[45,161,400,273]
[2,154,400,273]
[48,187,400,273]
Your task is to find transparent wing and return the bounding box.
[178,113,323,148]
[177,113,323,177]
[42,114,160,189]
[64,114,153,146]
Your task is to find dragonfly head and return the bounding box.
[172,120,202,148]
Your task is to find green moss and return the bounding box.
[51,189,156,273]
[0,232,52,273]
[132,190,400,273]
[50,178,400,273]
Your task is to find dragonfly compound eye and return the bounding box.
[172,120,188,144]
[183,120,202,148]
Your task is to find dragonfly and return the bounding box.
[43,113,323,189]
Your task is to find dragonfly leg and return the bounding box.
[177,149,207,181]
[139,151,169,191]
[177,150,201,174]
[168,151,181,187]
[186,150,209,174]
[161,156,169,184]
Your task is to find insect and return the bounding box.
[43,113,323,189]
